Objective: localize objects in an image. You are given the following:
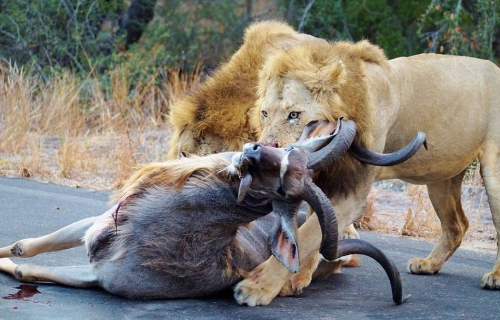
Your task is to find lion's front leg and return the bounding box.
[407,174,468,275]
[234,213,323,306]
[279,251,322,297]
[234,257,292,306]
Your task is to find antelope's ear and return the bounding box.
[269,213,300,273]
[237,172,252,203]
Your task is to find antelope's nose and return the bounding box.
[258,141,280,148]
[242,143,262,165]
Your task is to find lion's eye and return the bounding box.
[262,110,268,117]
[287,111,301,120]
[193,136,207,145]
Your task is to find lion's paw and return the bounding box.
[341,224,360,240]
[279,272,311,297]
[233,277,280,306]
[481,271,500,289]
[407,257,440,275]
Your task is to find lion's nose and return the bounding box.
[265,135,281,148]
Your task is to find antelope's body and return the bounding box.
[0,155,274,298]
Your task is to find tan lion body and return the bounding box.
[234,39,500,305]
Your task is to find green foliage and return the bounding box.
[1,0,498,80]
[147,0,254,69]
[286,0,429,58]
[0,0,123,75]
[418,0,499,61]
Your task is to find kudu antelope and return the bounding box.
[0,120,416,304]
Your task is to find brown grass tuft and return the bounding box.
[0,62,201,189]
[400,185,440,238]
[354,193,379,231]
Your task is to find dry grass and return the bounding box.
[0,63,201,190]
[399,184,440,238]
[397,165,488,240]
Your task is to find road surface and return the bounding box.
[0,176,499,319]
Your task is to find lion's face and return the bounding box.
[258,78,327,147]
[173,129,230,158]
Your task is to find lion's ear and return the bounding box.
[295,59,346,97]
[307,59,346,96]
[326,60,346,89]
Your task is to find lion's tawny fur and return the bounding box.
[167,21,322,158]
[243,34,500,306]
[252,40,389,148]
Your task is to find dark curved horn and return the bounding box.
[307,120,357,171]
[337,239,411,305]
[301,179,338,261]
[349,132,427,166]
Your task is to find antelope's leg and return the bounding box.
[0,216,97,258]
[234,213,322,306]
[0,258,98,288]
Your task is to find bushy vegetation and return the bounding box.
[419,0,499,60]
[1,1,497,78]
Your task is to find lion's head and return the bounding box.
[251,40,388,149]
[167,21,304,159]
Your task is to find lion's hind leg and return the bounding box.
[407,170,469,275]
[478,141,500,289]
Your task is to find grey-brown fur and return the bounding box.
[93,162,276,298]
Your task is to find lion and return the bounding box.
[166,20,325,159]
[167,21,363,302]
[232,39,500,305]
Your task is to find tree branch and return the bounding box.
[298,0,315,32]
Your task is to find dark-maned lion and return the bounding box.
[167,21,324,159]
[233,39,500,305]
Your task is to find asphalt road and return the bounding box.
[0,176,499,319]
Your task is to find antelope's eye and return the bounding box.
[262,110,268,117]
[288,111,301,120]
